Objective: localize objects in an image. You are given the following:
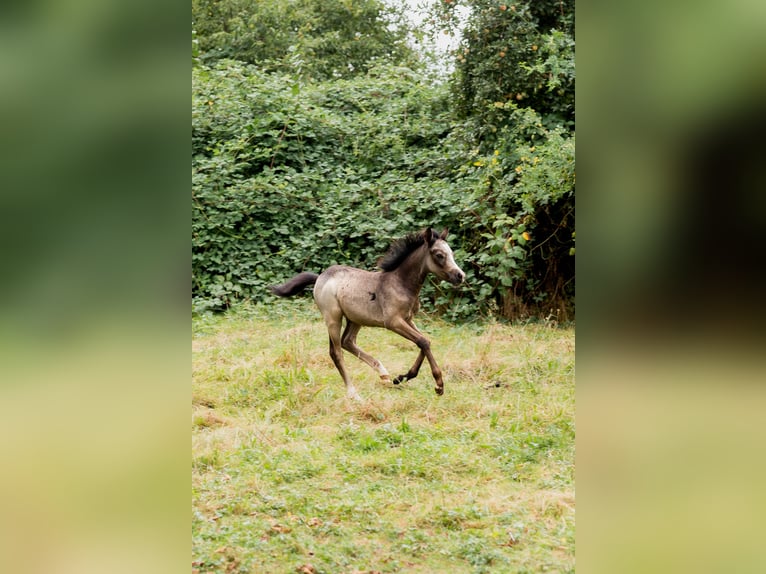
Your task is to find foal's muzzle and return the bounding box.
[450,270,465,285]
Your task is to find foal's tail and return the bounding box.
[270,272,319,297]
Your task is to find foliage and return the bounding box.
[192,61,574,319]
[191,0,417,79]
[462,104,575,319]
[191,0,574,320]
[192,62,462,312]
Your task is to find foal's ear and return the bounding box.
[440,228,449,240]
[424,228,434,245]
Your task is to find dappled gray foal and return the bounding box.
[270,228,465,400]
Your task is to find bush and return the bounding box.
[192,62,574,320]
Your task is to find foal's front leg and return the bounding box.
[388,319,444,395]
[393,349,425,385]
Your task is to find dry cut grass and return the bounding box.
[192,299,574,573]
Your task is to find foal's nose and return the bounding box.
[453,270,465,284]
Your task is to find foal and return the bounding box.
[270,228,465,400]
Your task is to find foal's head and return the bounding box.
[424,228,465,285]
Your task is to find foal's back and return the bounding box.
[314,265,386,327]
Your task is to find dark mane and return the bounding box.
[378,232,426,271]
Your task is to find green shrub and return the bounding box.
[192,62,574,320]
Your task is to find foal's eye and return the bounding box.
[434,252,445,262]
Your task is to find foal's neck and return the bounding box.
[392,244,430,294]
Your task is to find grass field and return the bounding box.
[192,300,575,573]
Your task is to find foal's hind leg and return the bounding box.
[341,321,391,382]
[325,316,362,401]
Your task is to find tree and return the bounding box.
[432,0,574,130]
[192,0,417,79]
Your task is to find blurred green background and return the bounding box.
[578,0,766,572]
[1,0,765,572]
[0,1,188,573]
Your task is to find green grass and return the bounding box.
[192,300,574,573]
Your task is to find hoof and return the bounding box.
[435,386,444,396]
[393,375,405,385]
[380,375,391,383]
